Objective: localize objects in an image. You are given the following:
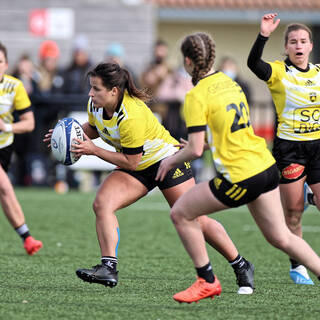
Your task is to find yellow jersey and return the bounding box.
[267,60,320,141]
[0,74,31,148]
[183,72,275,183]
[87,92,178,171]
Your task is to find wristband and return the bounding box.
[3,123,13,132]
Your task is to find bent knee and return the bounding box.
[285,212,302,232]
[197,215,222,233]
[170,204,200,225]
[170,205,185,225]
[93,195,113,216]
[285,204,304,217]
[266,234,291,250]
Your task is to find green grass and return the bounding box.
[1,187,320,319]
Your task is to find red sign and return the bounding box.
[29,9,48,36]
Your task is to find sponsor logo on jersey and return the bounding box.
[282,163,304,180]
[294,106,320,133]
[305,80,314,87]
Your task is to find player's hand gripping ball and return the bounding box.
[51,117,84,165]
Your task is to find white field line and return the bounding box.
[243,225,320,233]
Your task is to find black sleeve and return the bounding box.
[187,125,207,134]
[122,146,143,155]
[247,33,272,81]
[16,105,33,115]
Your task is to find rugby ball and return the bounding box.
[51,117,84,166]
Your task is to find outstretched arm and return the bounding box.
[247,13,280,81]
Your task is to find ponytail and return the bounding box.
[88,63,150,102]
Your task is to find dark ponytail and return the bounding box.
[88,63,150,102]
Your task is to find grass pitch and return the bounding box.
[1,187,320,320]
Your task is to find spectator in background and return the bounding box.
[156,66,193,140]
[36,40,64,94]
[140,39,171,122]
[31,40,65,187]
[218,56,252,106]
[140,39,171,96]
[12,54,40,96]
[104,42,137,85]
[11,54,40,186]
[63,35,92,95]
[35,40,64,131]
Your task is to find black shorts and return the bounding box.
[272,137,320,184]
[116,160,193,192]
[209,164,279,207]
[0,144,13,172]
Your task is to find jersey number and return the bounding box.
[226,102,251,133]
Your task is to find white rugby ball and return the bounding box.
[51,117,84,166]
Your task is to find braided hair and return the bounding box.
[181,32,216,85]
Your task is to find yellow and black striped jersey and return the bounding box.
[0,74,31,148]
[183,72,275,183]
[87,91,178,171]
[267,60,320,141]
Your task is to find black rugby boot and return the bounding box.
[76,264,118,288]
[234,260,255,294]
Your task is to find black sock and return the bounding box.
[290,258,301,269]
[318,275,320,282]
[229,254,246,270]
[21,231,31,241]
[195,262,215,283]
[308,194,315,205]
[15,224,30,242]
[101,256,118,271]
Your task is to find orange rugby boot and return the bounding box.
[24,236,43,255]
[173,276,222,304]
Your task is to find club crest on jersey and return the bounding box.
[309,92,317,102]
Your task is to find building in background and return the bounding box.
[146,0,320,143]
[0,0,156,77]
